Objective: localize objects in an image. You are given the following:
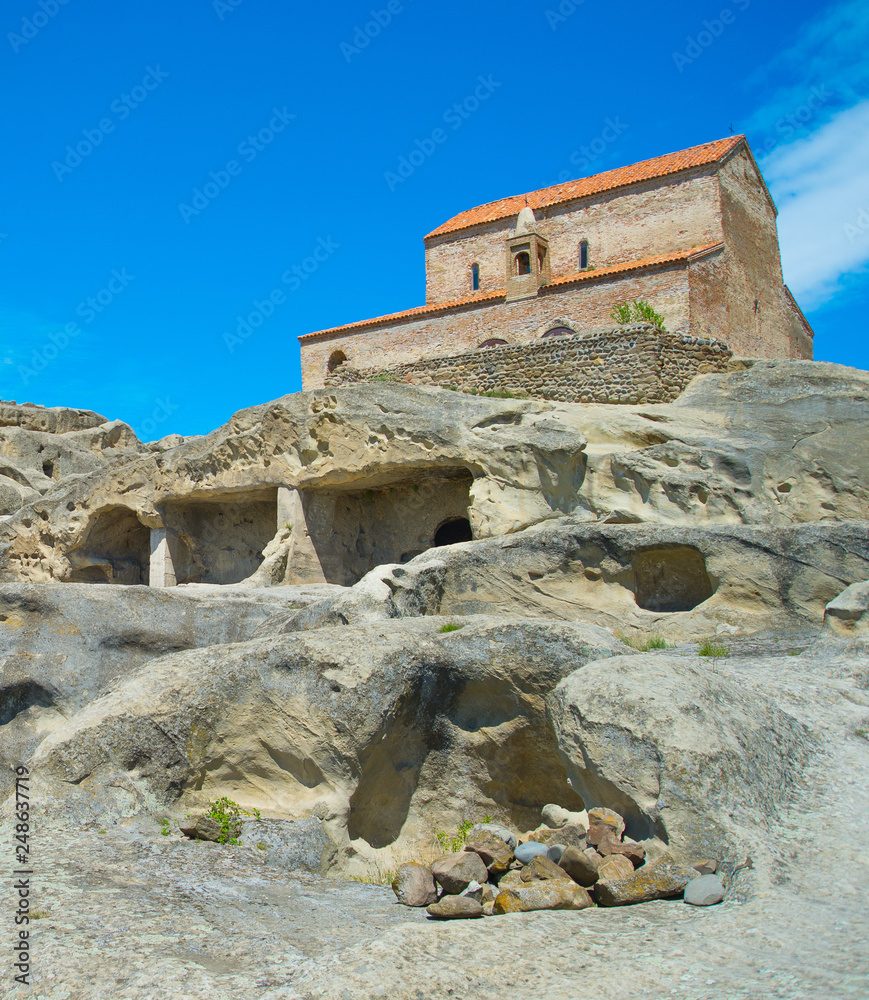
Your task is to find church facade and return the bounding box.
[299,135,813,389]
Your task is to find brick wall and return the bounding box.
[325,326,732,405]
[424,168,723,304]
[301,263,692,389]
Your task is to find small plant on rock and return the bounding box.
[160,818,171,836]
[698,639,730,658]
[205,796,261,846]
[434,816,493,854]
[439,622,464,633]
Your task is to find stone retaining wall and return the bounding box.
[325,325,733,405]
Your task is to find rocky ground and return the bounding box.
[10,630,869,1000]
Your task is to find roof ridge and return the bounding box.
[425,135,745,240]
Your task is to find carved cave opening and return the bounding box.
[67,506,151,585]
[632,545,714,613]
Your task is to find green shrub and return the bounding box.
[434,816,493,854]
[160,818,171,837]
[611,299,666,329]
[205,796,261,846]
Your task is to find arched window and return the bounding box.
[542,326,575,338]
[477,338,508,349]
[579,241,589,270]
[471,263,480,291]
[327,350,347,373]
[516,252,531,275]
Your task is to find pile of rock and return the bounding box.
[392,805,725,919]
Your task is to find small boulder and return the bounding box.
[587,807,625,838]
[684,875,725,907]
[496,870,523,889]
[465,835,514,876]
[430,852,488,895]
[558,846,602,887]
[597,854,635,881]
[537,822,587,851]
[598,834,646,868]
[468,823,517,850]
[459,880,484,903]
[595,856,699,907]
[179,815,231,843]
[493,879,593,914]
[520,855,570,882]
[692,859,719,876]
[391,862,438,907]
[426,895,483,920]
[482,900,495,917]
[515,841,549,865]
[824,581,869,636]
[541,804,588,830]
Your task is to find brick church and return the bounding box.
[299,135,813,389]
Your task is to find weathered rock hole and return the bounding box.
[434,518,473,547]
[696,487,709,504]
[632,546,714,613]
[778,482,792,493]
[0,680,56,727]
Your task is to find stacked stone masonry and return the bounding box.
[325,326,733,405]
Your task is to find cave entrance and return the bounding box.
[161,489,279,585]
[67,506,151,585]
[294,468,474,586]
[632,546,714,612]
[434,517,473,547]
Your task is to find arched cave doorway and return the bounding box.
[434,517,473,547]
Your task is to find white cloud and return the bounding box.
[762,100,869,308]
[743,0,869,138]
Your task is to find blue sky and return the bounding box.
[1,0,867,439]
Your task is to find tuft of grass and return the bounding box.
[439,622,464,633]
[619,634,671,652]
[160,818,171,836]
[257,842,267,851]
[481,389,525,399]
[698,639,730,658]
[30,909,50,920]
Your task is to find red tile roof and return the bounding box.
[299,289,504,341]
[299,244,723,342]
[425,136,745,240]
